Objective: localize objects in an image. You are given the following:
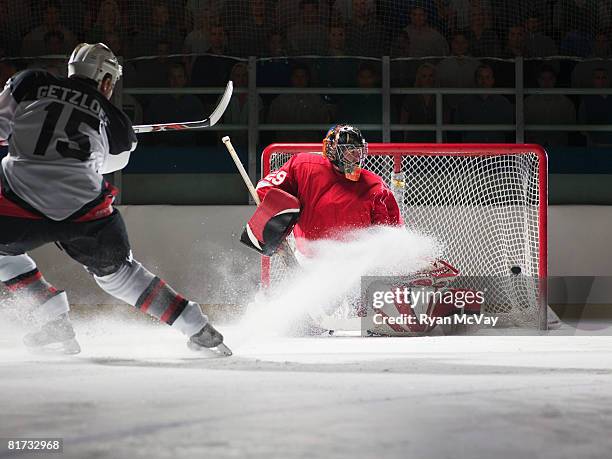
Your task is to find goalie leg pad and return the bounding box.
[241,188,300,256]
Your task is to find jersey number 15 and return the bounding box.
[33,102,99,161]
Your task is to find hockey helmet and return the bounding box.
[68,43,122,88]
[323,124,367,181]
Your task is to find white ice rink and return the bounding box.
[1,318,612,459]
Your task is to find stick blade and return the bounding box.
[209,80,234,127]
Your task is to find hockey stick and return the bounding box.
[221,136,300,269]
[132,81,233,134]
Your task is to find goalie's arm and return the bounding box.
[372,186,404,226]
[255,155,299,203]
[240,188,301,256]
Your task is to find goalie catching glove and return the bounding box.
[241,188,301,256]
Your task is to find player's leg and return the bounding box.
[59,210,229,353]
[0,254,79,353]
[0,218,80,354]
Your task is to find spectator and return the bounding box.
[43,30,65,55]
[455,64,513,142]
[0,0,29,55]
[403,7,449,57]
[256,31,291,87]
[89,0,123,44]
[27,30,66,75]
[444,0,492,32]
[382,0,443,33]
[390,29,411,58]
[337,62,382,126]
[53,0,94,39]
[134,40,177,87]
[596,3,612,36]
[286,0,327,55]
[102,33,138,88]
[400,63,437,142]
[554,0,596,41]
[186,0,225,22]
[21,1,77,56]
[524,15,557,57]
[267,64,329,142]
[572,59,612,88]
[436,32,481,88]
[524,66,576,146]
[191,23,234,87]
[466,7,500,57]
[328,23,346,57]
[183,9,212,55]
[146,63,205,145]
[231,0,270,57]
[344,0,383,57]
[501,25,526,58]
[591,31,611,58]
[317,24,358,87]
[560,30,592,58]
[266,31,287,58]
[436,31,480,114]
[275,0,330,33]
[222,62,263,146]
[390,30,420,87]
[578,68,612,146]
[131,1,180,57]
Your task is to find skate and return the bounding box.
[188,323,232,356]
[23,314,81,355]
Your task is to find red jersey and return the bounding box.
[256,153,402,254]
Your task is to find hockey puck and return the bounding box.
[510,266,522,275]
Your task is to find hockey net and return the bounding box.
[261,143,548,329]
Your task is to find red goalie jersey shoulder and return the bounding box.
[257,153,403,249]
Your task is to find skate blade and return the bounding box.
[187,340,233,357]
[25,338,81,356]
[216,343,233,356]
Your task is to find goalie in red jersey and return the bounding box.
[247,124,403,259]
[240,124,482,335]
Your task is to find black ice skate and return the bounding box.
[188,323,232,356]
[23,314,81,355]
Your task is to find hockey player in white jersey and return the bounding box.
[0,43,230,355]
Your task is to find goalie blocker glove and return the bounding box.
[241,188,300,256]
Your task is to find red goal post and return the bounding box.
[260,143,548,329]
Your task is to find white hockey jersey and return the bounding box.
[0,69,137,220]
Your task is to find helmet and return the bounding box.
[323,124,367,181]
[68,43,122,88]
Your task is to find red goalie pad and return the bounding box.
[367,260,484,336]
[241,188,301,256]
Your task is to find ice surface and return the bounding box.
[1,316,612,459]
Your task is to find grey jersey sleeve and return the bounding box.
[100,135,137,174]
[0,82,17,145]
[100,101,138,174]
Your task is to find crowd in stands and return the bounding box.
[1,0,611,148]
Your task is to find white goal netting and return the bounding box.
[262,144,547,328]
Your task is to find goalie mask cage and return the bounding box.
[261,144,548,330]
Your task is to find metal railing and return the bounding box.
[120,56,612,203]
